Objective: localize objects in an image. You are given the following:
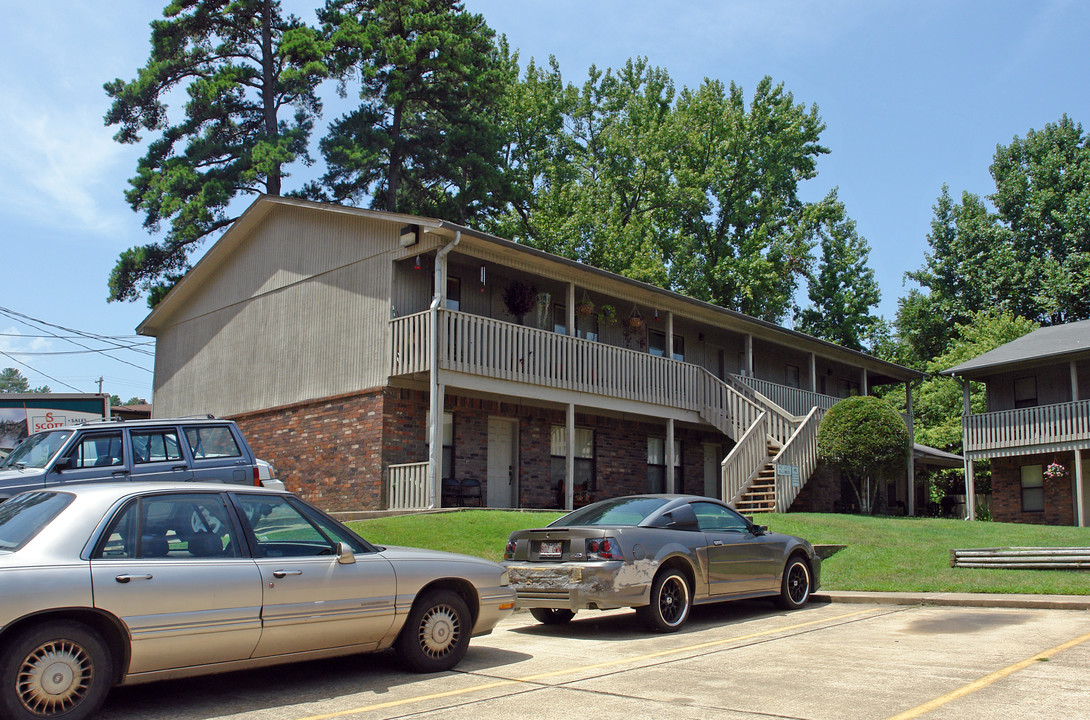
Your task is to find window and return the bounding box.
[95,493,240,559]
[786,364,801,389]
[236,494,368,557]
[1014,376,1037,409]
[185,426,242,459]
[68,432,124,468]
[839,379,861,398]
[1020,465,1044,512]
[445,276,461,311]
[553,304,567,335]
[551,426,595,501]
[691,502,750,533]
[576,312,598,342]
[131,429,183,464]
[647,437,682,493]
[425,412,454,478]
[649,331,685,361]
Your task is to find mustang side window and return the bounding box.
[692,502,750,533]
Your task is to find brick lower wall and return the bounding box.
[235,385,733,512]
[991,451,1075,526]
[232,389,386,512]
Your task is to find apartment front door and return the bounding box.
[703,443,721,498]
[487,417,518,508]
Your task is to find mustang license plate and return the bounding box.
[538,540,563,558]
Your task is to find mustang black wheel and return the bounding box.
[637,569,691,632]
[0,621,112,720]
[529,608,576,625]
[395,590,471,673]
[776,556,812,610]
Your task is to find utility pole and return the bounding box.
[97,376,104,393]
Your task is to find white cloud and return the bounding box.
[0,326,54,355]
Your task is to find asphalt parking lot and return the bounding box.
[99,598,1090,720]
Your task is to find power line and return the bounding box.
[0,306,154,371]
[3,343,155,356]
[0,350,85,392]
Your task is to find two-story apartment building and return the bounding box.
[137,196,922,514]
[943,321,1090,527]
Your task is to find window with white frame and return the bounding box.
[1020,465,1044,512]
[647,437,682,493]
[551,426,595,499]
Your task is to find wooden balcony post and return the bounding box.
[565,403,575,511]
[964,459,977,521]
[809,353,817,393]
[744,334,753,377]
[906,380,915,516]
[666,418,676,493]
[1077,450,1086,528]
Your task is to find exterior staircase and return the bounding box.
[733,440,780,514]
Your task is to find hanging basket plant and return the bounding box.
[576,290,595,317]
[597,304,619,326]
[503,279,537,323]
[627,305,644,329]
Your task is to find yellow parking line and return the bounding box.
[294,609,874,720]
[888,629,1090,720]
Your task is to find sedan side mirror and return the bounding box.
[335,542,356,565]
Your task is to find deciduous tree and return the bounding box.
[817,395,909,514]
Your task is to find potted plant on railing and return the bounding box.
[503,279,537,324]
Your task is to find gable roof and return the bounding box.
[942,319,1090,379]
[138,195,922,383]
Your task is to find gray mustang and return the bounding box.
[503,494,820,632]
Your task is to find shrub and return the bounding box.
[818,395,910,514]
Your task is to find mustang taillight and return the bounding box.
[504,538,517,559]
[586,537,623,561]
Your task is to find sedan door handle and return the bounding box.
[172,465,189,472]
[115,574,153,583]
[713,540,724,546]
[272,569,303,578]
[112,470,130,478]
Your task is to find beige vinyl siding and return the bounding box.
[152,208,403,417]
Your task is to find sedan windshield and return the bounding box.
[550,496,670,527]
[0,491,73,551]
[2,430,72,469]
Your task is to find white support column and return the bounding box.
[860,368,869,396]
[565,403,575,511]
[1074,361,1085,527]
[906,381,916,516]
[1076,449,1086,528]
[809,353,817,393]
[666,418,676,494]
[428,233,459,509]
[744,334,753,377]
[964,459,977,521]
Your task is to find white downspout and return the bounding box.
[427,231,461,508]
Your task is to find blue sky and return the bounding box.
[1,0,1087,402]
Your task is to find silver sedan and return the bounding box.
[503,494,820,632]
[0,483,514,720]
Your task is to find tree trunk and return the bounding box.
[260,0,281,196]
[385,102,403,211]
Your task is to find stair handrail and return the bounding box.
[724,375,800,444]
[768,406,824,512]
[720,411,769,505]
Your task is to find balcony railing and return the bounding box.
[391,309,762,440]
[730,374,840,417]
[963,399,1090,459]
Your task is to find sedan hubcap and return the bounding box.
[18,640,92,715]
[419,605,460,658]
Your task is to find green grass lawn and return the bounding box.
[346,510,1090,595]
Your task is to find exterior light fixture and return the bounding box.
[400,225,419,247]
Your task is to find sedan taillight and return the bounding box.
[586,537,623,561]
